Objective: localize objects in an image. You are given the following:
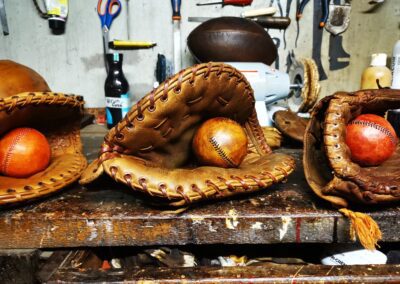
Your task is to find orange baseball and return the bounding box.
[192,117,248,168]
[0,128,51,178]
[346,114,398,166]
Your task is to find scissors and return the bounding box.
[97,0,122,54]
[297,0,330,27]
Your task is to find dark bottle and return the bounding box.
[105,53,131,129]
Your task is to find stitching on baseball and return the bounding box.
[209,137,236,167]
[349,120,397,145]
[2,128,29,175]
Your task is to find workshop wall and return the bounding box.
[0,0,399,108]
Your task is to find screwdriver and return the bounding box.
[197,0,253,6]
[171,0,182,72]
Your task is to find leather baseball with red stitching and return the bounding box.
[304,89,400,207]
[0,60,87,206]
[80,62,296,207]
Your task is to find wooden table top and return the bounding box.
[1,148,399,249]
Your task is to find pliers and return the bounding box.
[297,0,330,27]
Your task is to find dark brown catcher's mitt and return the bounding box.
[304,89,400,249]
[0,60,87,206]
[80,63,295,207]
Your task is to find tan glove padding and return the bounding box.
[262,126,283,148]
[304,90,400,207]
[80,62,295,207]
[0,92,87,205]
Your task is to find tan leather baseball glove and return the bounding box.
[0,60,87,206]
[80,63,295,207]
[304,89,400,249]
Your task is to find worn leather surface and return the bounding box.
[187,17,277,66]
[80,62,295,207]
[0,60,87,206]
[273,110,308,143]
[303,89,400,207]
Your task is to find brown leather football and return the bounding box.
[187,17,277,65]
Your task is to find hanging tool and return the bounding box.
[272,37,281,69]
[188,16,290,30]
[125,0,130,39]
[197,0,252,6]
[268,0,283,16]
[283,0,292,49]
[312,0,327,80]
[109,40,156,49]
[241,6,277,17]
[97,0,122,55]
[171,0,182,73]
[276,0,282,16]
[329,35,350,71]
[0,0,9,35]
[326,0,350,71]
[297,0,330,27]
[325,0,351,35]
[155,54,174,86]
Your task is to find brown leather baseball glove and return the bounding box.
[273,110,308,143]
[304,89,400,249]
[0,60,87,206]
[80,63,295,207]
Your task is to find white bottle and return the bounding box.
[391,40,400,89]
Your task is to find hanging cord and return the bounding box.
[32,0,50,19]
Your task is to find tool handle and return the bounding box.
[224,0,252,6]
[171,0,182,20]
[319,0,329,27]
[296,0,310,20]
[197,0,251,6]
[109,40,156,49]
[252,16,291,29]
[241,7,277,17]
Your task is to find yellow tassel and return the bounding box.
[339,208,382,250]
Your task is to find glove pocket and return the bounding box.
[0,92,87,206]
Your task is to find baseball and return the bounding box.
[345,114,398,166]
[192,117,248,168]
[0,128,51,178]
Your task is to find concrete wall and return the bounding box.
[0,0,399,108]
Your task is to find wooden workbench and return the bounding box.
[1,123,400,282]
[1,148,399,249]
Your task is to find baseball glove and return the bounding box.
[80,62,295,207]
[303,89,400,249]
[262,126,283,148]
[273,110,308,143]
[0,60,87,206]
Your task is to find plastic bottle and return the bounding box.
[105,53,131,129]
[360,53,392,90]
[45,0,68,34]
[391,40,400,89]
